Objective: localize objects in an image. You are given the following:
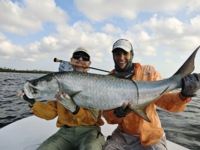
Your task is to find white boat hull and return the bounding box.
[0,116,189,150]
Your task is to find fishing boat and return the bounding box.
[0,115,189,150]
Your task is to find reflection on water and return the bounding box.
[0,72,200,149]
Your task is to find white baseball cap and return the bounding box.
[112,39,133,52]
[73,47,90,57]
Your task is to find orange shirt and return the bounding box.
[103,63,191,147]
[30,100,104,127]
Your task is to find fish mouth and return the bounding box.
[24,82,34,99]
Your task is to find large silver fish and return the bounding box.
[24,46,200,122]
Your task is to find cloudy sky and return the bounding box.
[0,0,200,78]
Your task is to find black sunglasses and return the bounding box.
[72,54,90,61]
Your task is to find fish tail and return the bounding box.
[173,46,200,77]
[131,46,200,122]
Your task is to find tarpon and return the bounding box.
[23,46,200,122]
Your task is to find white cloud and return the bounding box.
[22,57,36,62]
[75,0,137,21]
[40,36,62,52]
[0,32,6,41]
[186,1,200,13]
[73,21,94,32]
[2,23,114,63]
[0,36,24,57]
[180,54,187,60]
[55,24,114,55]
[134,57,142,62]
[141,46,156,56]
[93,57,102,62]
[164,51,172,56]
[127,14,200,55]
[101,24,122,34]
[28,41,41,53]
[74,0,200,22]
[93,52,104,62]
[141,14,184,37]
[165,59,172,63]
[190,15,200,32]
[0,0,68,35]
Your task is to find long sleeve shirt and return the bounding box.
[103,63,191,147]
[30,100,104,127]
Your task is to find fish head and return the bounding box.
[23,76,59,100]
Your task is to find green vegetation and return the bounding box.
[0,67,53,74]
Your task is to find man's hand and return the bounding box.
[114,102,132,118]
[56,92,79,114]
[181,73,200,97]
[18,92,35,106]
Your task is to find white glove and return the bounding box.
[57,93,79,113]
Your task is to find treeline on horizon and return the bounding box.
[0,67,52,74]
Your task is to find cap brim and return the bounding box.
[73,48,90,57]
[112,46,131,52]
[77,50,90,57]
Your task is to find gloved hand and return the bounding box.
[181,73,200,97]
[18,92,35,106]
[114,103,132,118]
[56,92,80,114]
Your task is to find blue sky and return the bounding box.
[0,0,200,78]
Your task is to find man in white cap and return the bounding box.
[18,47,105,150]
[103,39,200,150]
[70,47,91,72]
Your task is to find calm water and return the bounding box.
[0,72,200,150]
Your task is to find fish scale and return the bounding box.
[61,72,137,109]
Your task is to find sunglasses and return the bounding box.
[72,54,90,61]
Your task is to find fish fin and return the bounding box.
[160,85,170,95]
[131,106,151,122]
[69,91,81,98]
[88,108,99,122]
[173,46,200,77]
[52,73,63,92]
[130,86,170,122]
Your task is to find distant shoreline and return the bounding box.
[0,67,52,74]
